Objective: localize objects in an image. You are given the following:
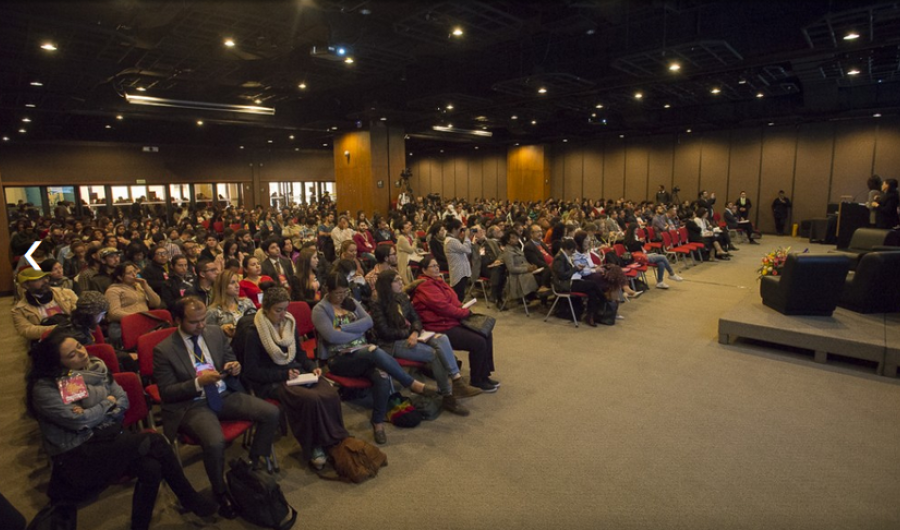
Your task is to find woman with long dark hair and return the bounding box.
[312,273,437,445]
[370,269,481,416]
[26,329,216,530]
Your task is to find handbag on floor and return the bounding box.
[460,313,496,337]
[226,458,297,530]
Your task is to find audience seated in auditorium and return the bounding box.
[12,268,79,342]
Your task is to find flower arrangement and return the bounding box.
[758,247,790,278]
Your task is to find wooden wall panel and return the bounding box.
[469,156,483,200]
[831,121,877,203]
[550,146,565,200]
[485,156,500,200]
[441,157,454,198]
[647,136,674,200]
[672,135,702,202]
[507,145,548,202]
[793,123,835,224]
[873,119,900,177]
[333,131,374,216]
[727,128,763,218]
[624,142,649,203]
[454,157,469,199]
[497,155,508,199]
[603,139,626,200]
[563,148,583,200]
[758,126,797,232]
[699,134,730,208]
[582,142,603,201]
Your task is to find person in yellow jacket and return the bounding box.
[11,268,78,342]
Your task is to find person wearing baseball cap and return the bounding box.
[87,247,122,293]
[12,267,78,342]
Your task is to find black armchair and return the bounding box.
[760,253,850,316]
[838,251,900,314]
[834,228,900,270]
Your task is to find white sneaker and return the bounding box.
[670,275,684,282]
[616,314,625,320]
[657,282,670,289]
[311,447,327,469]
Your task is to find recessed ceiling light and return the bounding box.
[196,120,204,126]
[531,120,537,125]
[452,27,464,37]
[116,114,123,120]
[768,122,775,126]
[40,42,57,51]
[586,28,596,35]
[591,113,597,118]
[686,129,692,133]
[268,140,273,143]
[562,139,568,143]
[254,98,262,104]
[104,125,111,129]
[22,118,31,123]
[537,87,547,94]
[19,128,27,133]
[360,8,371,15]
[482,126,488,130]
[136,86,146,92]
[331,126,338,130]
[446,104,454,110]
[847,68,860,75]
[669,63,681,72]
[511,115,518,120]
[843,32,860,40]
[446,124,453,128]
[474,146,479,150]
[738,79,747,85]
[711,87,721,94]
[298,83,307,89]
[294,147,300,151]
[224,38,236,47]
[440,149,444,153]
[323,143,329,147]
[25,103,35,108]
[344,57,354,64]
[873,113,882,117]
[2,136,9,141]
[289,135,295,140]
[619,134,625,138]
[634,92,643,99]
[663,104,671,108]
[514,143,519,146]
[595,104,604,109]
[380,117,387,121]
[30,81,43,86]
[239,146,244,149]
[755,93,764,98]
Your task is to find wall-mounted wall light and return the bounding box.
[344,150,351,163]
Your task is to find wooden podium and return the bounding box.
[835,202,870,249]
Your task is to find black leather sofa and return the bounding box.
[838,251,900,313]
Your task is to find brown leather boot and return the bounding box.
[442,395,470,416]
[452,377,482,398]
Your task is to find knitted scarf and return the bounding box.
[253,310,297,365]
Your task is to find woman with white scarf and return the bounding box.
[241,286,348,470]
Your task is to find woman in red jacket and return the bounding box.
[410,255,499,393]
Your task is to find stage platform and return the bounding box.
[718,296,898,376]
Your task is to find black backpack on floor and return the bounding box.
[226,458,297,530]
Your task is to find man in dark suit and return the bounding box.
[523,225,554,290]
[153,297,280,518]
[260,236,294,288]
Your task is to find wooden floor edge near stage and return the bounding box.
[718,296,900,377]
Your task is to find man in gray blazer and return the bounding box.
[153,296,279,519]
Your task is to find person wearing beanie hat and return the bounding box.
[49,291,110,349]
[12,267,78,342]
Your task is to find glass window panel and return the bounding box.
[145,185,166,205]
[216,183,242,208]
[5,186,42,209]
[169,184,190,207]
[111,186,131,204]
[130,185,147,202]
[79,185,107,211]
[47,186,76,210]
[194,183,214,205]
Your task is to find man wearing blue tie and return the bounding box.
[153,297,279,519]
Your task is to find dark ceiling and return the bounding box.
[1,0,899,154]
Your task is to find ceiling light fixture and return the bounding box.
[873,113,882,117]
[2,136,9,141]
[686,129,692,133]
[323,143,329,147]
[711,87,721,94]
[634,92,643,99]
[510,115,518,120]
[224,38,236,47]
[452,27,464,37]
[537,87,547,94]
[446,104,454,110]
[843,32,860,40]
[663,104,671,108]
[530,120,537,125]
[116,115,123,120]
[298,83,307,89]
[474,146,479,150]
[196,120,204,126]
[756,92,764,98]
[239,146,244,149]
[136,86,147,92]
[40,42,57,51]
[847,68,860,75]
[25,103,35,108]
[289,135,295,140]
[18,129,26,134]
[22,118,31,123]
[768,122,775,126]
[254,98,262,104]
[432,125,492,137]
[331,126,338,130]
[125,93,275,115]
[738,79,747,85]
[380,117,387,121]
[595,104,604,109]
[344,57,354,64]
[104,125,111,129]
[669,63,681,72]
[30,81,43,86]
[268,140,273,143]
[562,139,568,143]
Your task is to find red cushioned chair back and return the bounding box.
[113,372,148,429]
[86,343,120,374]
[137,327,178,379]
[121,310,173,351]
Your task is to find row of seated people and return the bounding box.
[16,257,496,528]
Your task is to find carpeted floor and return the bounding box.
[2,235,899,530]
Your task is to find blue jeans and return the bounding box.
[385,333,456,395]
[647,254,674,282]
[327,346,415,424]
